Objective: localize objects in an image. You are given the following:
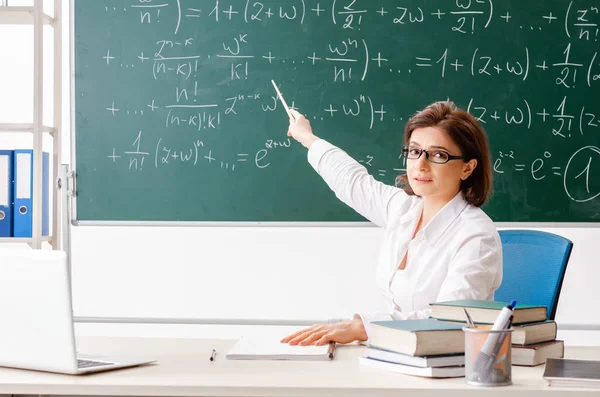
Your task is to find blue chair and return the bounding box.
[495,230,573,320]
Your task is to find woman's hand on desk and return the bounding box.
[280,318,368,346]
[287,109,320,149]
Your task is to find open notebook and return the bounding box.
[226,337,336,361]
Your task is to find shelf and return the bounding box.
[0,6,54,25]
[0,236,51,243]
[0,123,54,134]
[1,0,61,250]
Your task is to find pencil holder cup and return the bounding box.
[463,326,513,387]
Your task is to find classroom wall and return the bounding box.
[1,1,598,343]
[67,226,599,326]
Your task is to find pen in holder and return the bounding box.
[463,326,513,386]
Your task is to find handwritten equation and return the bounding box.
[119,0,599,40]
[107,130,293,172]
[104,29,600,87]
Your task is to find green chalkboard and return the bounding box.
[73,0,600,222]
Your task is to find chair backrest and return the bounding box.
[495,230,573,320]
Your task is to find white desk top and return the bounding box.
[0,337,598,396]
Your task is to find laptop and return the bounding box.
[0,249,156,374]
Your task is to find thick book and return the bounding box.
[544,358,600,387]
[366,347,465,368]
[512,340,564,366]
[368,319,464,357]
[226,337,335,361]
[430,299,547,325]
[443,320,557,345]
[512,321,557,345]
[359,357,465,378]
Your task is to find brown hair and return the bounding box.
[395,101,493,207]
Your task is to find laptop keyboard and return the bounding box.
[77,358,114,368]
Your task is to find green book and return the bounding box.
[430,300,548,325]
[368,319,465,357]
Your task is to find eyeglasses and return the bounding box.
[401,145,464,164]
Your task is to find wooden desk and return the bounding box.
[0,337,598,396]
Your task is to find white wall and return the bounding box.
[2,1,599,344]
[68,226,599,324]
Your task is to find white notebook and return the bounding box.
[226,337,336,361]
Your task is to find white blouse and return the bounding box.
[307,139,503,338]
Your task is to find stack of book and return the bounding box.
[360,300,565,377]
[429,300,564,367]
[359,318,467,378]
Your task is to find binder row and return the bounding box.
[0,150,49,238]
